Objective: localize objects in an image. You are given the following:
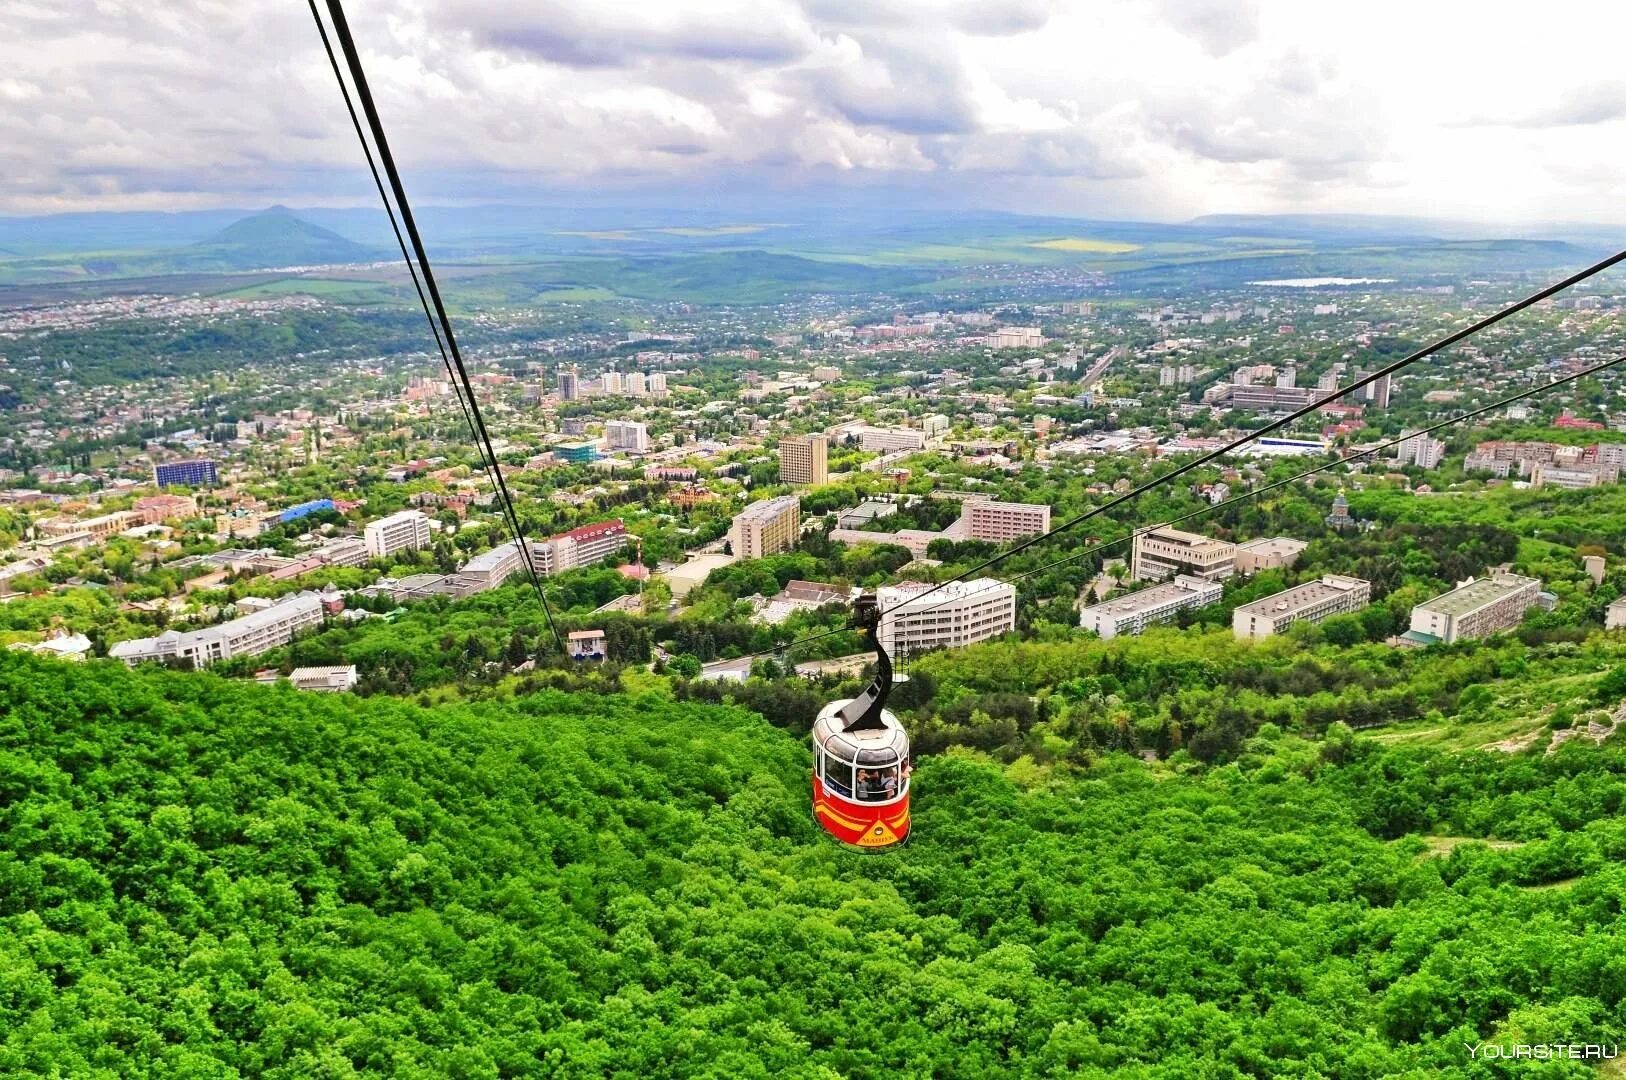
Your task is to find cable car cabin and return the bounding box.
[812,700,910,848]
[811,591,910,849]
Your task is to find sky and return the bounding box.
[4,0,1626,224]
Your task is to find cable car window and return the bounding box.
[854,764,899,802]
[821,753,852,798]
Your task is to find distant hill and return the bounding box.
[179,207,378,270]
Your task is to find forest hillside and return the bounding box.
[2,651,1624,1077]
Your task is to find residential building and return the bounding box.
[134,494,199,525]
[876,578,1017,657]
[1131,526,1236,582]
[1408,573,1543,644]
[600,371,624,394]
[648,372,669,397]
[729,495,801,559]
[154,459,219,489]
[625,372,647,397]
[989,327,1044,349]
[857,426,926,453]
[1233,537,1309,575]
[364,509,432,559]
[456,541,529,592]
[1396,431,1446,469]
[1233,575,1372,640]
[779,433,829,486]
[558,366,580,401]
[812,365,841,382]
[605,420,650,452]
[1532,462,1617,489]
[549,519,628,571]
[1584,555,1606,587]
[921,414,950,437]
[109,591,325,668]
[963,500,1051,542]
[1607,596,1626,631]
[1080,575,1223,639]
[40,511,138,542]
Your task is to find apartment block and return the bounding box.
[857,426,927,453]
[605,419,649,452]
[1409,573,1542,644]
[779,433,829,486]
[154,459,219,489]
[1080,575,1223,639]
[1233,575,1371,640]
[729,495,801,559]
[963,500,1051,543]
[1131,526,1236,582]
[364,509,432,559]
[876,578,1016,657]
[109,591,325,668]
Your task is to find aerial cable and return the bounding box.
[864,349,1626,630]
[882,248,1626,620]
[735,345,1626,665]
[311,0,564,654]
[303,0,496,509]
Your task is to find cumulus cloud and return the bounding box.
[1,0,1623,222]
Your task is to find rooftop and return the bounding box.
[1084,575,1221,616]
[1234,575,1368,617]
[1236,537,1309,557]
[1418,574,1541,617]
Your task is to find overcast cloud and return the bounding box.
[1,0,1623,222]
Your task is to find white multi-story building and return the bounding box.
[876,578,1016,657]
[1131,526,1237,582]
[921,414,950,437]
[1395,431,1447,469]
[1409,573,1542,643]
[364,510,431,559]
[456,541,530,592]
[625,372,647,397]
[605,420,650,452]
[600,371,624,395]
[963,500,1051,543]
[857,426,926,453]
[1080,575,1223,639]
[1233,575,1371,640]
[1532,463,1617,489]
[989,327,1044,349]
[549,520,628,571]
[729,496,801,559]
[648,372,669,397]
[109,591,325,668]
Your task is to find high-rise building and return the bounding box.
[1131,527,1236,582]
[1396,431,1447,470]
[1362,372,1392,408]
[154,459,219,489]
[364,509,432,559]
[625,372,647,397]
[1409,573,1542,643]
[558,367,580,402]
[779,433,829,486]
[728,495,801,559]
[648,372,669,397]
[1080,575,1223,639]
[600,371,624,395]
[963,500,1050,542]
[605,420,650,452]
[1233,575,1371,640]
[876,579,1016,657]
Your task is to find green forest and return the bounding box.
[3,650,1624,1077]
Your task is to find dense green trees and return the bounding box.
[2,651,1624,1076]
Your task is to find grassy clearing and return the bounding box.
[1030,237,1143,254]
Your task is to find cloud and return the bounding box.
[1,0,1623,224]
